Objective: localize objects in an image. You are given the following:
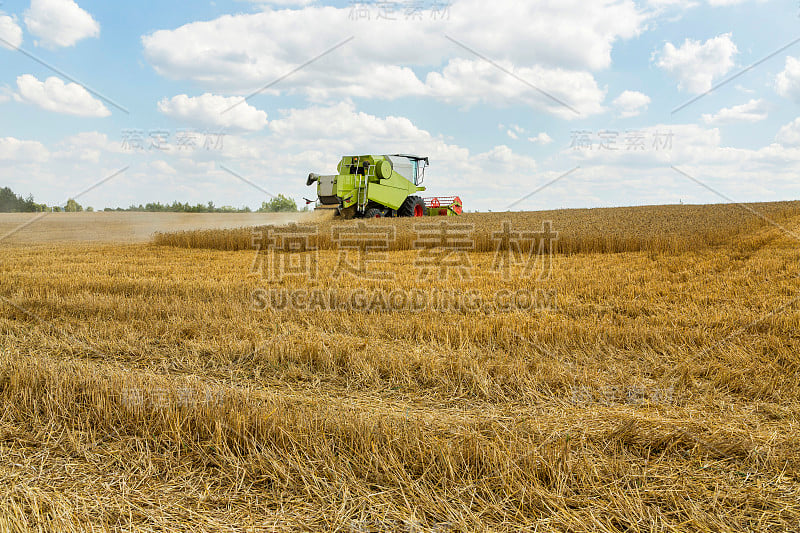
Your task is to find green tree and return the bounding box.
[0,187,48,212]
[0,187,21,212]
[64,199,83,212]
[258,194,298,213]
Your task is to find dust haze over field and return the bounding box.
[0,212,312,244]
[1,202,799,531]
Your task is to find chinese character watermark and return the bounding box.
[413,221,474,281]
[248,220,560,312]
[491,220,558,281]
[331,221,397,280]
[347,0,451,21]
[570,130,674,151]
[121,129,225,152]
[251,225,319,282]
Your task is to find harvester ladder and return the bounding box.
[357,165,373,213]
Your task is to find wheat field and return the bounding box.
[1,202,799,532]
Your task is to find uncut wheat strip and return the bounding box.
[151,202,800,255]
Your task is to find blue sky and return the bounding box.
[1,0,799,211]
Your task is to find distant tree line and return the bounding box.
[106,201,253,213]
[0,187,49,212]
[0,187,300,213]
[107,195,299,213]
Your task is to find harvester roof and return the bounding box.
[390,154,429,165]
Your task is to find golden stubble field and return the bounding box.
[0,202,799,532]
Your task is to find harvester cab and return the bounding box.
[306,154,462,218]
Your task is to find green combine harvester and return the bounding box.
[305,154,462,218]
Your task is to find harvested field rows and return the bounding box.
[1,202,799,531]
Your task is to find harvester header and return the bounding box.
[306,154,462,218]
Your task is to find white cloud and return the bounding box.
[0,13,23,49]
[261,100,539,205]
[267,100,434,147]
[27,101,541,210]
[151,160,177,175]
[248,0,317,5]
[9,109,800,213]
[0,137,49,162]
[557,121,800,208]
[14,75,111,117]
[0,85,13,103]
[701,99,767,125]
[506,125,524,140]
[644,0,765,19]
[141,1,643,113]
[529,133,553,145]
[52,131,125,162]
[612,90,650,118]
[646,0,699,9]
[157,93,268,132]
[776,118,800,147]
[425,58,606,118]
[654,33,737,93]
[476,145,519,166]
[775,56,800,102]
[24,0,99,48]
[706,0,761,5]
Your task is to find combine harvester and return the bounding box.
[306,154,462,218]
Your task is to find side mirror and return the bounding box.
[306,173,320,186]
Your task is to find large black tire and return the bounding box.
[398,195,426,217]
[363,207,384,218]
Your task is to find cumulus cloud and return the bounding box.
[644,0,767,20]
[645,0,699,9]
[52,131,126,162]
[0,137,49,162]
[248,0,317,5]
[701,99,767,125]
[0,12,23,49]
[529,133,553,145]
[775,56,800,102]
[9,109,800,213]
[267,100,433,147]
[612,90,650,118]
[563,121,800,199]
[506,125,524,140]
[14,75,110,117]
[425,58,606,118]
[151,160,177,175]
[776,118,800,147]
[24,0,99,48]
[158,93,268,132]
[0,85,13,103]
[654,33,737,93]
[7,100,548,210]
[706,0,763,5]
[141,0,642,115]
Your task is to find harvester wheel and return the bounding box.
[364,208,383,218]
[399,195,426,217]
